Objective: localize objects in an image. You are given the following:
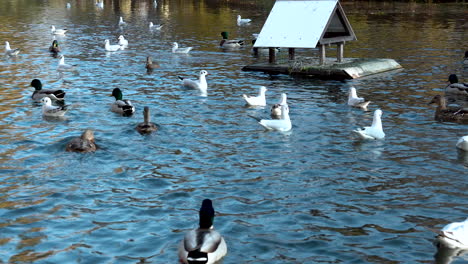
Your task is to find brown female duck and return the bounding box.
[429,95,468,124]
[66,130,97,153]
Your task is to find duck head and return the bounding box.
[199,199,215,229]
[111,88,124,100]
[221,31,229,40]
[81,129,95,142]
[448,74,459,84]
[31,79,43,91]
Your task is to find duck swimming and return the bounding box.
[178,199,227,264]
[445,74,468,95]
[145,56,160,72]
[30,79,65,102]
[136,106,158,135]
[66,129,97,153]
[219,31,244,49]
[429,95,468,124]
[110,88,135,116]
[49,40,61,55]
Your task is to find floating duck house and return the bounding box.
[242,0,402,80]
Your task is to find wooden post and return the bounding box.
[319,45,326,65]
[337,42,344,62]
[288,48,295,60]
[269,48,276,64]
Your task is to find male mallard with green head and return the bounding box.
[31,79,66,102]
[110,88,135,116]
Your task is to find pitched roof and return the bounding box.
[254,0,356,48]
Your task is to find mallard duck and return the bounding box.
[110,88,135,116]
[118,35,128,47]
[145,56,160,71]
[178,70,208,96]
[50,25,67,35]
[5,41,20,56]
[271,93,288,118]
[49,40,61,55]
[30,79,65,102]
[456,136,468,151]
[104,39,122,52]
[348,87,371,110]
[445,74,468,95]
[149,22,163,30]
[250,104,292,132]
[118,16,126,26]
[237,15,251,26]
[353,109,385,140]
[136,106,158,134]
[243,86,267,106]
[219,32,244,49]
[429,95,468,124]
[66,129,97,153]
[436,218,468,249]
[41,97,67,117]
[178,199,227,264]
[172,42,192,54]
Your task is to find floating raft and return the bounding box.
[242,57,402,80]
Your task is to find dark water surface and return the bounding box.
[0,0,467,263]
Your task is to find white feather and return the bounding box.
[353,109,385,140]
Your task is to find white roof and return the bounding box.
[254,0,348,48]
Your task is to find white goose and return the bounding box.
[178,199,227,264]
[41,97,68,117]
[237,15,251,26]
[118,16,126,26]
[172,42,193,54]
[179,70,208,96]
[250,104,292,132]
[436,218,468,249]
[348,87,371,109]
[5,41,20,56]
[353,109,385,140]
[104,39,122,52]
[50,25,67,35]
[118,35,129,47]
[456,136,468,151]
[57,55,76,72]
[243,86,267,106]
[149,22,163,30]
[270,93,288,118]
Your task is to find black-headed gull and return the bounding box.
[66,130,97,153]
[178,199,227,264]
[172,42,193,54]
[118,16,126,26]
[41,97,68,117]
[436,218,468,249]
[118,35,129,46]
[456,136,468,151]
[136,106,158,135]
[348,87,371,109]
[353,109,385,140]
[110,88,135,116]
[5,41,20,56]
[57,55,76,72]
[51,25,67,35]
[104,39,122,52]
[250,104,292,132]
[178,70,208,96]
[149,22,163,30]
[237,15,251,26]
[243,86,267,106]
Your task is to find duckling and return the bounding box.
[110,88,135,116]
[445,74,468,95]
[178,199,227,264]
[41,97,68,117]
[436,218,468,249]
[49,40,61,55]
[219,31,244,49]
[66,129,97,153]
[145,56,160,72]
[30,79,65,102]
[243,86,267,106]
[429,95,468,124]
[136,106,158,135]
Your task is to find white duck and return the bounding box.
[270,93,288,118]
[50,25,67,35]
[179,70,208,96]
[436,218,468,249]
[353,109,385,140]
[118,16,126,26]
[118,35,129,46]
[250,104,292,132]
[110,88,135,116]
[104,39,122,52]
[41,97,67,117]
[178,199,227,264]
[456,136,468,151]
[57,55,76,72]
[149,22,163,30]
[5,41,20,56]
[172,42,193,54]
[237,15,251,26]
[348,87,371,109]
[243,86,267,106]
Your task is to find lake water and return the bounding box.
[0,0,467,263]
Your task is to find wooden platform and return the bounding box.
[242,57,402,80]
